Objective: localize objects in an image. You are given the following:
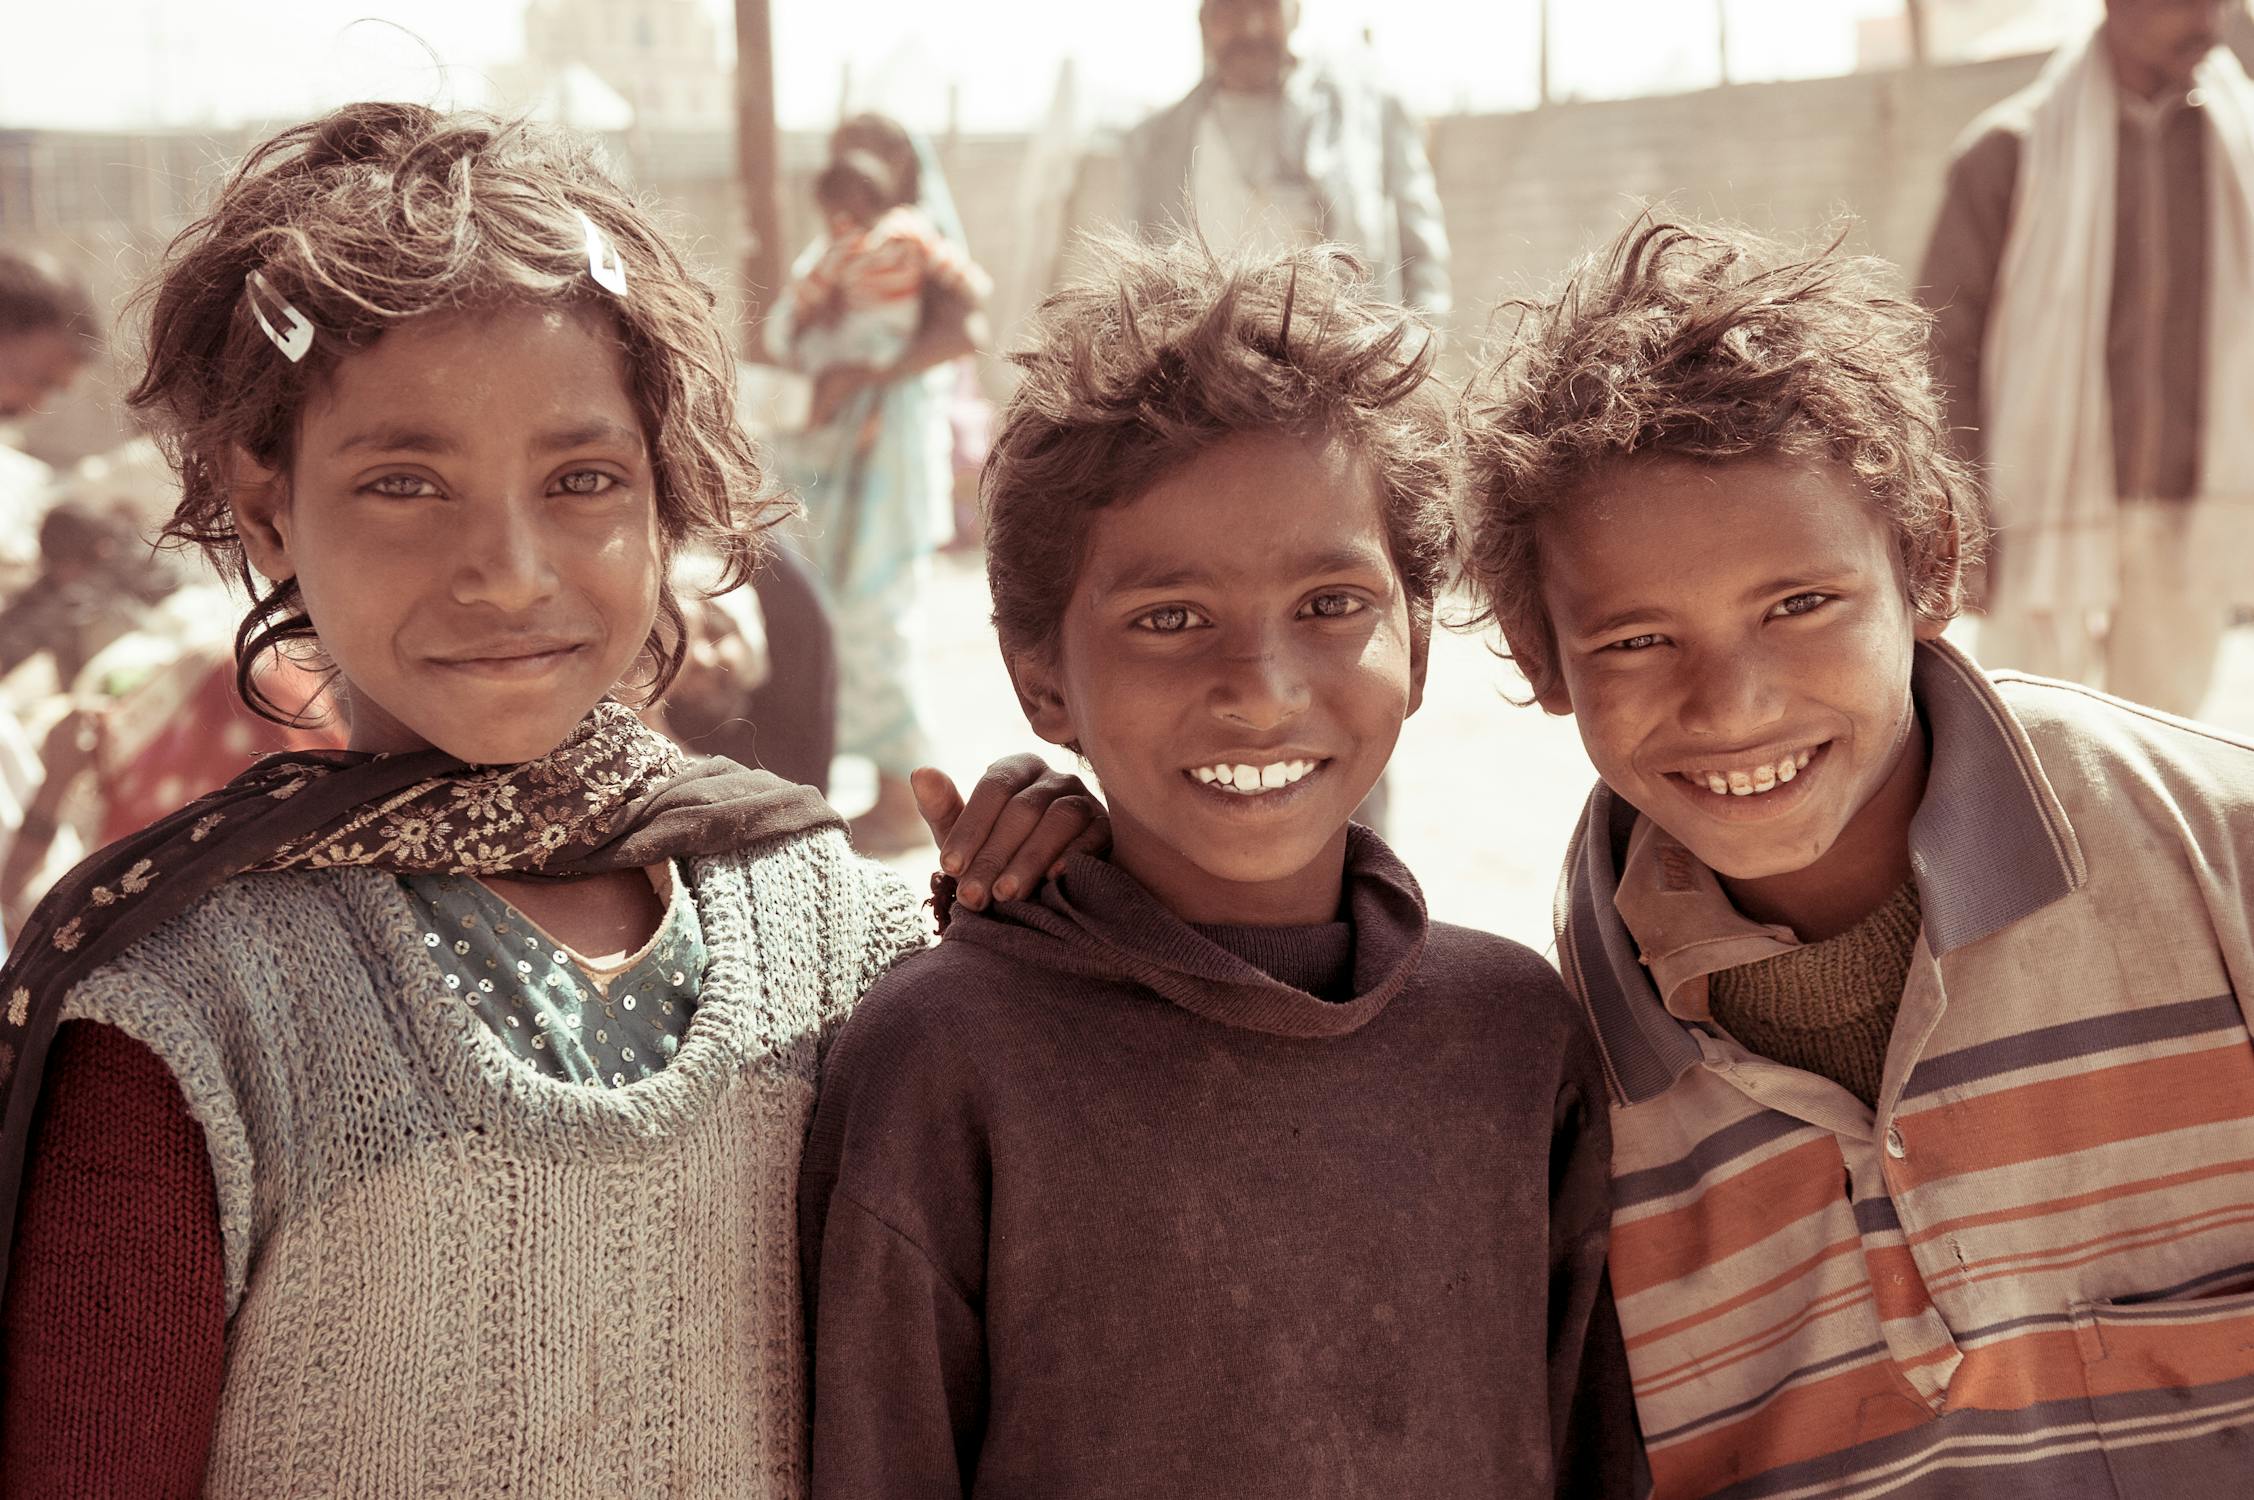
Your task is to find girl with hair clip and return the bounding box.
[0,101,1096,1496]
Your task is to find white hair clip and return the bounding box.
[580,210,628,296]
[244,269,314,363]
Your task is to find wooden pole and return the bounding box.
[1716,0,1731,86]
[1537,0,1551,107]
[734,0,785,356]
[1903,0,1931,67]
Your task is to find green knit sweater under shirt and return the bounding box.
[1707,880,1923,1107]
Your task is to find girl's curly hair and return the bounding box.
[982,232,1457,661]
[127,101,781,722]
[1459,216,1984,702]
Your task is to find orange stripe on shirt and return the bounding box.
[1611,1136,1847,1298]
[1627,1234,1864,1352]
[1933,1307,2254,1410]
[1646,1356,1931,1500]
[1904,1154,2254,1254]
[1649,1296,2254,1495]
[1940,1327,2102,1411]
[1902,1043,2254,1180]
[1633,1282,1869,1400]
[1632,1244,1942,1400]
[1937,1205,2254,1298]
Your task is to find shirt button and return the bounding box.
[1886,1127,1908,1160]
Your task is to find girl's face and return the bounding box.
[233,303,664,765]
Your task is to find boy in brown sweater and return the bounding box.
[798,236,1644,1499]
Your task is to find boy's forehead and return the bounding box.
[1082,434,1394,593]
[1538,455,1894,614]
[1087,533,1395,596]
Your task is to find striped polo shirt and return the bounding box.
[1555,640,2254,1499]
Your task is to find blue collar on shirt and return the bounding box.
[1556,638,2088,1107]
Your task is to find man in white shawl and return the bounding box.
[1920,0,2254,719]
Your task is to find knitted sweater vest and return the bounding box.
[58,827,926,1498]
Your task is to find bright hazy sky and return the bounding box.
[1,0,2098,136]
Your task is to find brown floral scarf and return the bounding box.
[0,700,838,1300]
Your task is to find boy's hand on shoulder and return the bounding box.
[912,759,1109,912]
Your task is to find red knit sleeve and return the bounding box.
[1,1020,226,1498]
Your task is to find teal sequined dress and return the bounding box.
[397,862,704,1088]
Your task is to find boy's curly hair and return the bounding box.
[983,232,1456,661]
[126,101,778,721]
[1460,217,1984,702]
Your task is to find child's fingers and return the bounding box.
[1048,814,1113,877]
[908,766,966,847]
[987,795,1103,903]
[938,753,1048,887]
[951,780,1060,910]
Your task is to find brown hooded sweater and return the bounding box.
[799,829,1643,1499]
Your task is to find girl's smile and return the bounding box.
[231,303,663,766]
[427,638,593,679]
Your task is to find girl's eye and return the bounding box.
[1133,605,1203,633]
[1772,592,1830,619]
[556,469,618,496]
[367,473,437,499]
[1302,592,1366,619]
[1604,633,1666,653]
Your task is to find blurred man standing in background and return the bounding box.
[1921,0,2254,718]
[1123,0,1451,322]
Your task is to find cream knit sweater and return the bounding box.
[59,826,926,1498]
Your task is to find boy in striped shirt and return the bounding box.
[1462,217,2254,1499]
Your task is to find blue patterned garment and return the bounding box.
[398,862,704,1088]
[763,131,971,780]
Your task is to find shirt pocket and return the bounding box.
[2068,1283,2254,1495]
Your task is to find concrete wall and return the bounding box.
[1428,53,2044,318]
[3,52,2052,465]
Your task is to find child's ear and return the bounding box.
[1923,492,1969,633]
[1405,613,1432,718]
[225,445,296,585]
[1005,647,1078,749]
[1909,549,1960,644]
[1505,630,1575,716]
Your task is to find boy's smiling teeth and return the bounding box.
[1691,747,1816,797]
[1191,759,1320,795]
